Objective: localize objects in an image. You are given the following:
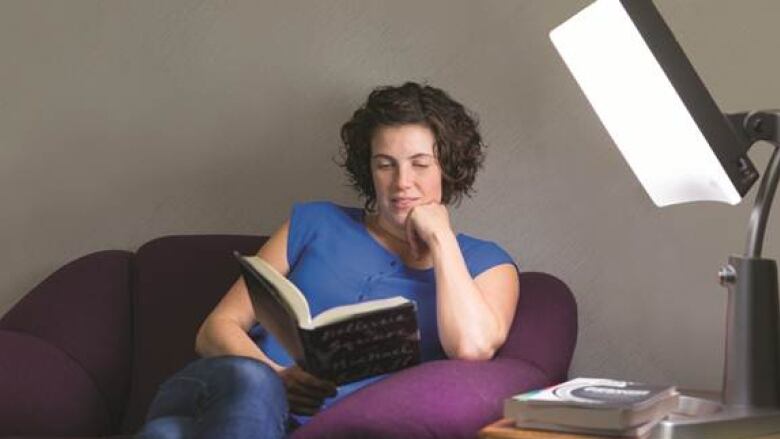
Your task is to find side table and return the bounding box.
[479,418,780,439]
[479,418,612,439]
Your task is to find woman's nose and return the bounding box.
[394,166,413,189]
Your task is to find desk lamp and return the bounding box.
[551,0,780,438]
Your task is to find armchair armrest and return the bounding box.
[496,272,578,382]
[0,250,134,433]
[0,330,111,436]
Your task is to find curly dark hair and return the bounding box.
[338,82,486,211]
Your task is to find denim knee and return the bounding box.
[140,356,289,439]
[195,356,288,439]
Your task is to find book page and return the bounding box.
[310,296,410,328]
[243,255,313,326]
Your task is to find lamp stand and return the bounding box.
[652,111,780,439]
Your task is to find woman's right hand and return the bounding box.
[278,365,338,416]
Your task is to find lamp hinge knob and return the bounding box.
[719,265,737,286]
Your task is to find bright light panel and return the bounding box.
[549,0,742,206]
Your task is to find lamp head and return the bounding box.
[550,0,758,206]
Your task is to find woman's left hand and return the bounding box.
[405,203,454,259]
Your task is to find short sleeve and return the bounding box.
[287,202,320,269]
[462,240,517,278]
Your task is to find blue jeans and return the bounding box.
[136,356,289,439]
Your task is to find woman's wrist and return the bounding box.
[428,228,458,257]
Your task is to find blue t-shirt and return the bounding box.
[251,201,516,419]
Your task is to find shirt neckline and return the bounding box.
[358,209,436,274]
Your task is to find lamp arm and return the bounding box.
[746,144,780,257]
[728,111,780,257]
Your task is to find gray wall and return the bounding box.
[2,0,778,392]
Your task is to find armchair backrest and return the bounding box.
[120,235,267,433]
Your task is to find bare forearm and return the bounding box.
[430,231,504,360]
[195,317,283,372]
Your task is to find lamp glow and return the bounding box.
[550,0,743,206]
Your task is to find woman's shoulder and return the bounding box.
[290,200,363,230]
[456,233,517,276]
[292,200,361,218]
[287,200,365,268]
[456,233,501,252]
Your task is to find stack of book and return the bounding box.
[504,378,680,437]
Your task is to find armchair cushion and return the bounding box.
[291,358,551,439]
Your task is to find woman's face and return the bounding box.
[370,123,443,233]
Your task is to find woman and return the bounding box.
[138,82,519,438]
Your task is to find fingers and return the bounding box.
[287,367,337,397]
[288,392,325,416]
[405,205,444,260]
[279,366,338,416]
[289,376,337,399]
[281,365,336,391]
[298,369,337,393]
[287,385,331,416]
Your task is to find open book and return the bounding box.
[234,252,421,385]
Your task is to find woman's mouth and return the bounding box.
[391,197,419,209]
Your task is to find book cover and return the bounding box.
[301,302,420,384]
[235,252,422,385]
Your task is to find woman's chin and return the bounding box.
[378,212,408,232]
[390,204,415,218]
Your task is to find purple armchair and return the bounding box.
[0,235,577,439]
